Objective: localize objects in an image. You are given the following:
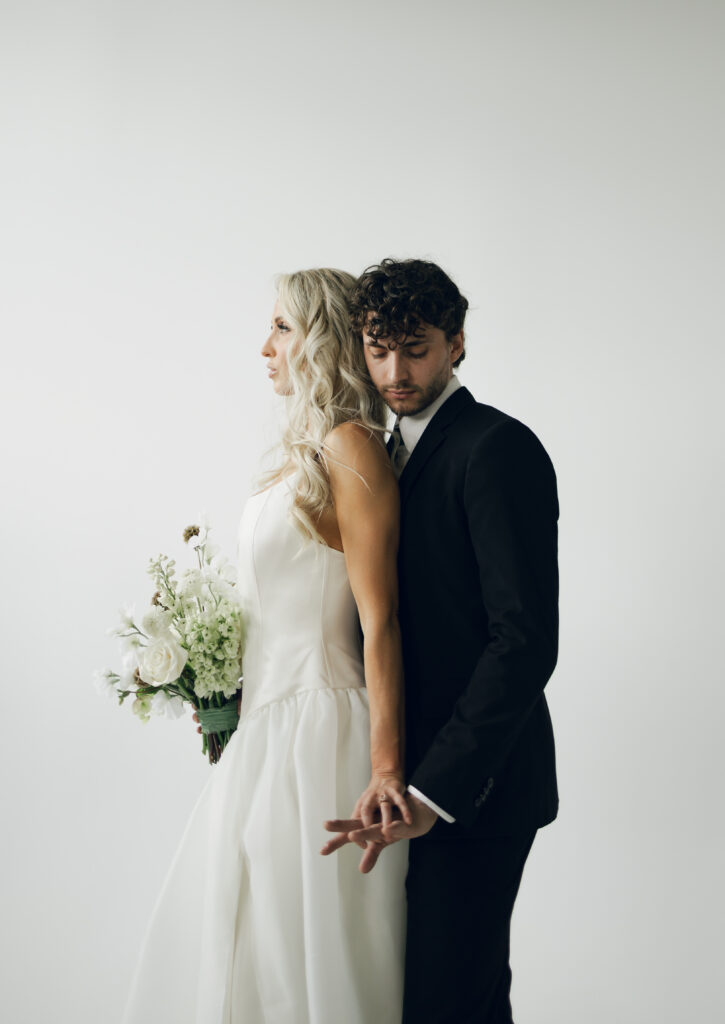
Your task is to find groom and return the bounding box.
[322,258,559,1023]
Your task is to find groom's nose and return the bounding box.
[384,349,408,383]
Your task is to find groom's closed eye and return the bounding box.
[365,343,429,360]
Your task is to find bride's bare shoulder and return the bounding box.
[319,419,393,491]
[322,421,389,474]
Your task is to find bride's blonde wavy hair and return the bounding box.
[258,268,387,542]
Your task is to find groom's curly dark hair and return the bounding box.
[349,258,469,367]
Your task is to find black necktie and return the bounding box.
[389,419,410,478]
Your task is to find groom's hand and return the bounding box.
[320,793,438,873]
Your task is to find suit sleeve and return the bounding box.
[408,418,559,827]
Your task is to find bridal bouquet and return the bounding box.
[95,523,245,764]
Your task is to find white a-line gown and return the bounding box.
[122,478,408,1024]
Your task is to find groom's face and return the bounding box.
[362,313,465,417]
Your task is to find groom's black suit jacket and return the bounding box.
[396,386,559,839]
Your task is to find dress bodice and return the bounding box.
[236,478,365,717]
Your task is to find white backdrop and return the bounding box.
[2,2,723,1021]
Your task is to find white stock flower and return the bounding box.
[118,604,137,629]
[150,691,185,720]
[132,694,152,722]
[120,637,143,660]
[220,563,236,583]
[118,650,138,690]
[210,553,228,573]
[137,636,188,686]
[93,669,117,699]
[212,578,238,603]
[178,569,204,599]
[140,606,174,638]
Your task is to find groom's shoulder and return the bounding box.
[456,390,545,448]
[450,393,557,485]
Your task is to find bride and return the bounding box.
[122,268,410,1024]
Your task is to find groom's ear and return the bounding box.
[449,329,465,365]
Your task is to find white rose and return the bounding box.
[137,635,188,685]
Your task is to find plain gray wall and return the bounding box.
[1,1,723,1021]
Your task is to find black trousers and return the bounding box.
[401,829,537,1024]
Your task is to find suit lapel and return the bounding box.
[398,387,474,502]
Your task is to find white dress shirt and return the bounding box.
[397,375,461,461]
[394,375,462,825]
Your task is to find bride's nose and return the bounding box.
[261,332,274,358]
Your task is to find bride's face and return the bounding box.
[261,300,294,395]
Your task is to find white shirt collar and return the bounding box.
[398,375,461,454]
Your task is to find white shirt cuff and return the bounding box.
[407,785,456,824]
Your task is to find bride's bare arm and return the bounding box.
[323,422,412,832]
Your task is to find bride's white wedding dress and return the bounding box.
[122,478,408,1024]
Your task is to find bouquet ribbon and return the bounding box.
[196,702,240,735]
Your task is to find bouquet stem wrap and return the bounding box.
[197,702,240,735]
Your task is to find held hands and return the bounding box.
[320,789,439,874]
[354,771,412,831]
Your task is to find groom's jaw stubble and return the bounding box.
[380,365,451,418]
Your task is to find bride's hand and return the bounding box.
[353,772,413,831]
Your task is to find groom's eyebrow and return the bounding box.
[363,337,427,350]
